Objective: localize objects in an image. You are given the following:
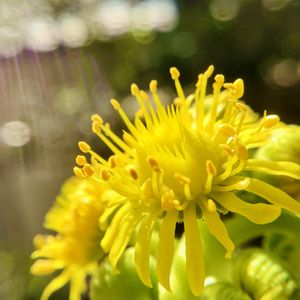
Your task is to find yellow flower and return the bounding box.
[31,177,119,300]
[76,66,300,296]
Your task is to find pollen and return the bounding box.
[76,155,87,166]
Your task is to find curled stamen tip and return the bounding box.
[215,74,224,85]
[220,144,234,156]
[218,124,236,137]
[91,114,103,123]
[76,155,87,166]
[111,99,120,110]
[170,67,180,80]
[131,83,140,96]
[207,199,217,212]
[204,65,214,78]
[206,160,217,176]
[263,115,280,128]
[78,141,91,153]
[233,78,244,98]
[149,80,157,92]
[174,172,191,184]
[73,166,86,179]
[83,164,94,177]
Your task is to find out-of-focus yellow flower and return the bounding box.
[76,66,300,296]
[31,177,119,300]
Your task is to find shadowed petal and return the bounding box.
[245,177,300,215]
[41,269,72,300]
[200,202,235,258]
[156,210,178,291]
[246,159,300,179]
[210,191,281,224]
[184,203,205,296]
[135,209,160,287]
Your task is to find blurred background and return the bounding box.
[0,0,300,298]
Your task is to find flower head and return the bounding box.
[76,66,300,295]
[31,177,120,300]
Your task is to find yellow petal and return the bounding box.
[200,202,235,258]
[101,204,131,252]
[70,270,87,300]
[245,177,300,215]
[183,203,205,296]
[109,207,144,269]
[135,209,160,287]
[41,269,72,300]
[210,191,281,224]
[246,159,300,179]
[156,210,178,291]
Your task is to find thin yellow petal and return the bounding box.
[246,159,300,179]
[101,204,131,252]
[210,191,281,224]
[200,202,235,258]
[245,177,300,215]
[135,210,160,287]
[41,269,71,300]
[183,203,205,296]
[70,270,87,300]
[109,208,144,269]
[156,209,178,291]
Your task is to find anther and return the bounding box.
[174,173,191,185]
[78,141,91,153]
[262,115,280,128]
[207,199,217,213]
[83,164,95,177]
[129,167,138,180]
[170,67,180,80]
[206,160,217,176]
[111,99,121,110]
[76,155,87,166]
[33,234,46,249]
[92,121,101,134]
[147,157,160,172]
[131,83,140,96]
[73,166,86,179]
[91,114,103,123]
[214,74,224,86]
[204,65,214,78]
[236,144,248,160]
[101,169,110,181]
[149,80,157,93]
[218,124,236,137]
[108,156,117,168]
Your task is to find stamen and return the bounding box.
[76,155,87,166]
[73,166,86,179]
[127,166,138,180]
[235,102,248,134]
[147,157,161,172]
[204,160,217,193]
[170,67,186,102]
[206,74,224,133]
[223,78,244,99]
[196,65,214,130]
[83,164,95,177]
[219,144,234,156]
[101,169,111,181]
[213,124,236,143]
[91,114,103,123]
[110,99,139,138]
[174,173,191,184]
[78,141,91,153]
[161,188,180,211]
